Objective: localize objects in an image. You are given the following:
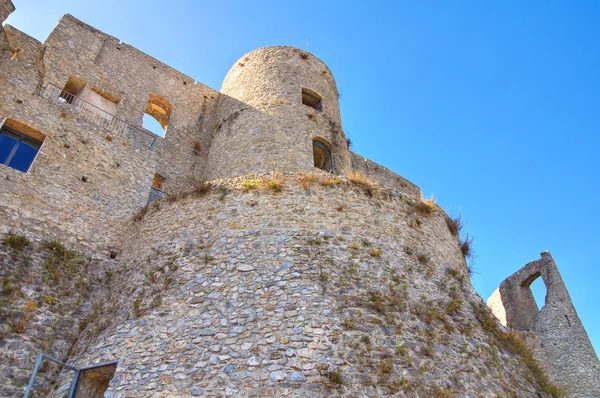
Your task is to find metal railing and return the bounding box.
[24,352,118,398]
[41,83,158,151]
[24,353,77,397]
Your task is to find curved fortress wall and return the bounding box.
[208,47,352,179]
[51,180,553,397]
[2,3,597,397]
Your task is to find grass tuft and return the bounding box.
[446,212,464,237]
[460,233,474,259]
[4,233,30,250]
[192,179,212,197]
[472,302,564,397]
[264,171,285,191]
[241,179,260,190]
[347,171,379,196]
[414,197,439,216]
[369,248,382,257]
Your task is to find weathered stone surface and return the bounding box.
[488,252,600,397]
[0,2,596,397]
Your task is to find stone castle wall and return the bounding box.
[40,14,220,193]
[0,25,155,252]
[43,177,555,397]
[488,253,600,397]
[1,2,597,396]
[0,0,14,50]
[0,10,420,254]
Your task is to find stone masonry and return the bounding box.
[487,253,600,397]
[0,0,598,396]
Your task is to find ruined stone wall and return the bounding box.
[351,152,421,199]
[0,26,156,252]
[0,233,115,397]
[40,14,220,193]
[39,176,557,397]
[209,47,352,179]
[487,253,600,397]
[0,0,14,51]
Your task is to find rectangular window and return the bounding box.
[60,76,87,104]
[302,89,322,111]
[0,122,44,172]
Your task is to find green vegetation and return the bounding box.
[4,233,30,250]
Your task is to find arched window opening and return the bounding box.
[302,88,322,111]
[143,95,172,137]
[313,138,334,173]
[529,276,547,311]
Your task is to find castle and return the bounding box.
[0,1,598,396]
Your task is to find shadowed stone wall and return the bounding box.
[487,252,600,397]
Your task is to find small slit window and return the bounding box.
[302,89,322,111]
[313,138,334,173]
[0,119,45,173]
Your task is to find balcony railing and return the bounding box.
[40,83,158,151]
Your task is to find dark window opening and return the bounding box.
[302,89,322,111]
[152,173,165,190]
[313,138,334,173]
[60,76,87,104]
[0,121,45,173]
[72,362,117,397]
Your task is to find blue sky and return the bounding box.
[6,1,600,354]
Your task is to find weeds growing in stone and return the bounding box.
[471,302,564,397]
[369,248,382,257]
[446,212,464,237]
[192,179,212,197]
[264,171,285,191]
[241,179,260,190]
[414,197,439,216]
[4,233,31,250]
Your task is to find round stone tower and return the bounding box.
[206,46,352,179]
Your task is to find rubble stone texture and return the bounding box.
[0,0,598,396]
[487,252,600,397]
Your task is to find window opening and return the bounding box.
[529,275,547,311]
[60,76,87,104]
[302,88,322,111]
[0,120,45,172]
[313,138,334,173]
[71,362,118,397]
[143,95,172,137]
[152,173,165,190]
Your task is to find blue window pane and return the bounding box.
[8,142,39,172]
[0,133,18,164]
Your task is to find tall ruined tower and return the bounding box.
[0,1,598,397]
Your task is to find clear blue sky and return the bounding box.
[6,0,600,355]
